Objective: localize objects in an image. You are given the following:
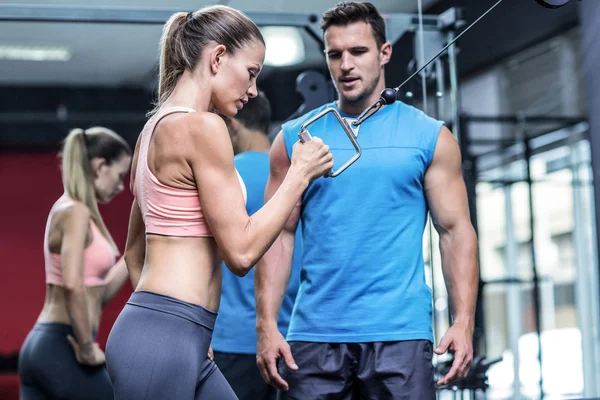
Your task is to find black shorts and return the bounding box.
[278,340,435,400]
[213,351,278,400]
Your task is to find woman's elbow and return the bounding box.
[223,252,255,277]
[124,248,142,269]
[124,251,134,269]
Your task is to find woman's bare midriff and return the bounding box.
[37,284,105,334]
[135,234,223,312]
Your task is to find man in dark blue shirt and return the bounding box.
[212,90,302,400]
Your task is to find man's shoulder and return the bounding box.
[394,100,444,127]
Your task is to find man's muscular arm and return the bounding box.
[255,132,300,391]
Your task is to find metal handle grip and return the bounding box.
[298,129,312,143]
[296,108,362,178]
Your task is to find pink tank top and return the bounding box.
[45,215,117,287]
[134,106,246,237]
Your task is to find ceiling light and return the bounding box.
[0,45,71,62]
[261,26,305,67]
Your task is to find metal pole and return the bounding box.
[571,140,599,397]
[447,29,461,142]
[584,139,600,396]
[435,58,446,122]
[504,174,523,400]
[579,6,600,384]
[524,139,545,398]
[417,0,428,114]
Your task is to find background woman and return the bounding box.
[19,127,132,399]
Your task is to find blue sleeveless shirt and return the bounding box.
[212,151,302,353]
[281,101,443,343]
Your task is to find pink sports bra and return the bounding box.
[134,106,246,237]
[45,215,117,287]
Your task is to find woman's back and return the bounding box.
[132,106,246,311]
[45,198,116,287]
[135,106,214,237]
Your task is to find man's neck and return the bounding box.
[336,77,387,116]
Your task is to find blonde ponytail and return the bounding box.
[62,128,119,252]
[148,12,188,117]
[158,12,188,108]
[148,6,265,116]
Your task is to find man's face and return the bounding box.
[324,21,391,104]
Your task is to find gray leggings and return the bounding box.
[105,290,237,400]
[18,323,113,400]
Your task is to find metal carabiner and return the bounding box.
[297,107,362,178]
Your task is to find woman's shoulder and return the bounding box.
[158,110,228,143]
[51,196,90,225]
[176,111,232,151]
[185,111,227,134]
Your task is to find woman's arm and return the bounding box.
[123,133,145,289]
[124,200,145,289]
[186,112,332,276]
[61,203,94,345]
[101,256,129,307]
[61,202,105,365]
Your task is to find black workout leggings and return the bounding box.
[105,290,237,400]
[18,323,113,400]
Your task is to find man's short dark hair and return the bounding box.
[320,2,386,49]
[233,90,272,134]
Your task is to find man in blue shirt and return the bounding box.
[255,2,479,399]
[212,91,302,400]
